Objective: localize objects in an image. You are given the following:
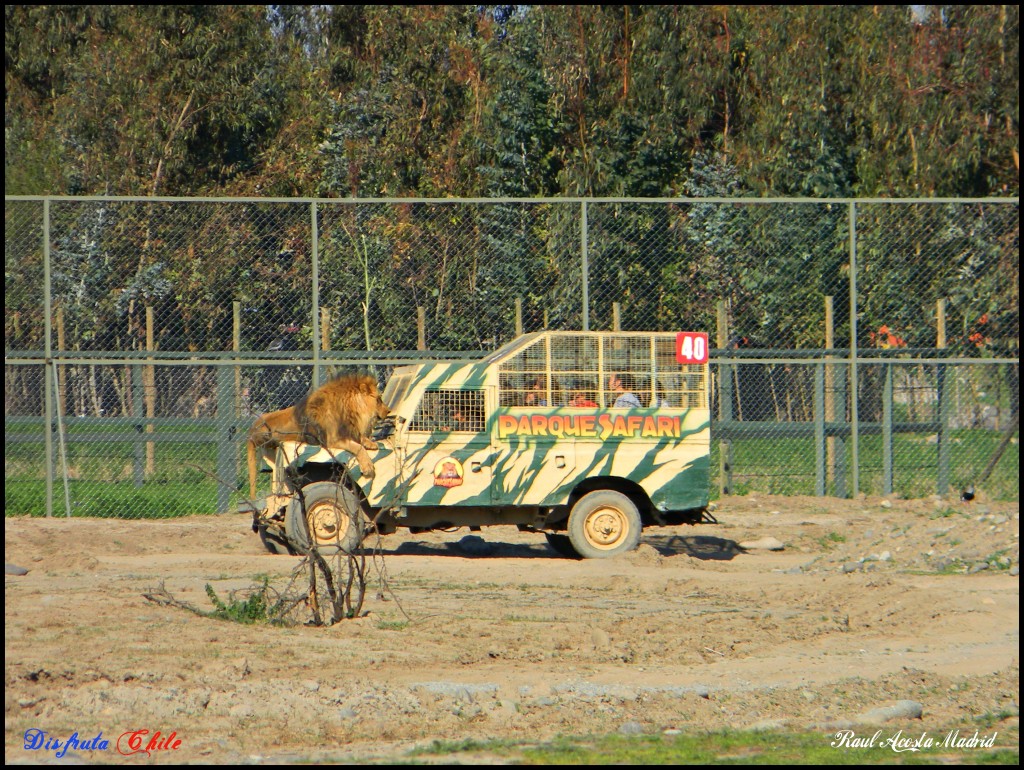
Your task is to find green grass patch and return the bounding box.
[4,423,253,517]
[711,428,1018,501]
[403,728,1019,765]
[6,420,1018,516]
[818,532,847,548]
[929,508,967,520]
[983,550,1014,571]
[4,479,233,518]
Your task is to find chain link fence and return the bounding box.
[5,196,1019,518]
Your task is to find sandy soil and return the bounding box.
[4,493,1019,764]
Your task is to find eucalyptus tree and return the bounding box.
[6,5,294,196]
[317,6,495,349]
[848,4,1017,197]
[468,6,577,343]
[524,6,740,331]
[6,5,318,379]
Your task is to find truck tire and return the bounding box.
[544,532,582,559]
[286,481,365,556]
[567,490,642,559]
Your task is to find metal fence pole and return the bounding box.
[883,363,894,495]
[42,198,54,517]
[581,201,590,332]
[835,363,848,498]
[311,201,321,386]
[848,201,859,498]
[215,363,235,513]
[132,362,145,487]
[50,360,73,517]
[233,301,242,417]
[936,298,951,495]
[825,296,836,487]
[814,362,825,496]
[716,301,733,496]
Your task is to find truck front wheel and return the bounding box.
[258,523,298,555]
[544,532,582,559]
[567,490,642,559]
[286,481,365,556]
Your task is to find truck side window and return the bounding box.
[498,373,536,407]
[410,389,486,432]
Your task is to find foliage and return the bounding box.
[203,577,283,624]
[6,6,292,195]
[8,6,1017,200]
[4,5,1019,363]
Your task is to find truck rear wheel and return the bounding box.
[567,490,642,559]
[286,481,365,556]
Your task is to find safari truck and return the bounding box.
[250,330,712,559]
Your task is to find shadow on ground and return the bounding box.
[369,533,745,561]
[381,537,555,559]
[641,534,745,561]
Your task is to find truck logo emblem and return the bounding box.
[433,457,465,488]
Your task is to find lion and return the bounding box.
[246,373,391,500]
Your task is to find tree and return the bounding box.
[6,6,296,196]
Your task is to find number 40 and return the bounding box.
[675,332,708,364]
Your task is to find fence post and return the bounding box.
[825,296,835,488]
[56,307,66,418]
[311,201,321,387]
[834,362,848,499]
[883,363,894,495]
[132,358,145,488]
[145,306,155,478]
[848,201,859,498]
[515,298,523,336]
[580,201,590,331]
[612,302,621,332]
[417,307,427,350]
[233,301,241,417]
[216,363,235,514]
[936,298,950,495]
[43,198,54,517]
[814,362,825,496]
[716,301,733,496]
[50,360,73,518]
[232,301,243,481]
[321,306,334,380]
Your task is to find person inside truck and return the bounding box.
[567,379,598,407]
[568,389,598,407]
[654,383,669,408]
[525,375,548,406]
[608,372,642,408]
[644,376,669,407]
[445,407,468,431]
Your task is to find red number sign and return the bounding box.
[675,332,709,364]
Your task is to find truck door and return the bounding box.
[399,388,493,507]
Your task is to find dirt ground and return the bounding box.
[4,493,1019,765]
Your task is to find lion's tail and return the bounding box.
[247,417,273,501]
[247,435,259,501]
